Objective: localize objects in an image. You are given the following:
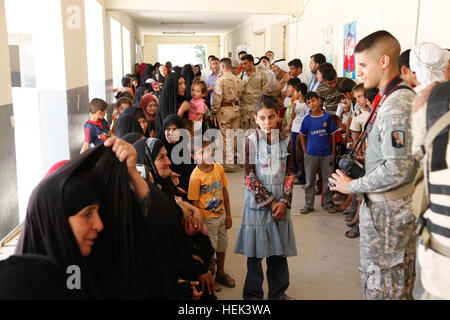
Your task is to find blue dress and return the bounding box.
[234,132,297,258]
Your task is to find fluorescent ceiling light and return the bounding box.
[162,31,196,34]
[161,22,204,25]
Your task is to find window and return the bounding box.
[84,0,106,100]
[122,26,131,75]
[157,44,207,69]
[110,17,122,90]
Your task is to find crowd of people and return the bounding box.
[0,29,449,301]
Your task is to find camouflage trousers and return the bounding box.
[359,195,417,300]
[240,106,257,130]
[216,105,240,165]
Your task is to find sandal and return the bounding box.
[346,220,358,227]
[215,273,236,288]
[344,211,356,222]
[345,225,360,238]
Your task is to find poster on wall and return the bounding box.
[343,21,357,79]
[322,25,333,64]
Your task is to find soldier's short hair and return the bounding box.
[220,58,232,69]
[355,30,397,54]
[241,54,254,63]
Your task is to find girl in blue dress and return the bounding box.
[234,94,297,300]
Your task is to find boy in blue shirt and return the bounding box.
[80,98,110,154]
[299,91,337,214]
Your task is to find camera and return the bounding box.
[328,154,365,188]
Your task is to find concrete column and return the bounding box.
[61,0,90,158]
[0,0,19,239]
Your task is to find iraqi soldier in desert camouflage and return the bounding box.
[239,54,270,130]
[212,57,243,172]
[329,30,418,300]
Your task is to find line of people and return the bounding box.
[1,31,449,300]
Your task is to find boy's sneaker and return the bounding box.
[300,207,314,215]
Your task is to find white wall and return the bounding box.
[143,35,220,64]
[222,15,291,65]
[223,0,450,80]
[288,0,450,80]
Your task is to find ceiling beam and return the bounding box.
[105,0,299,16]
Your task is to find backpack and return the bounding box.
[413,81,450,226]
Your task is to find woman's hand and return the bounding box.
[198,271,215,296]
[178,279,203,300]
[170,170,180,186]
[105,136,149,200]
[179,201,204,232]
[104,137,137,175]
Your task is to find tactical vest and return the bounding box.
[416,81,450,258]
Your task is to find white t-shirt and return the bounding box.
[291,101,309,132]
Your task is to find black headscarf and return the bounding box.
[133,138,214,287]
[181,64,195,101]
[172,66,182,75]
[134,138,165,185]
[115,114,144,138]
[156,73,187,132]
[122,132,144,145]
[158,115,195,198]
[134,86,148,107]
[15,144,177,299]
[140,64,154,84]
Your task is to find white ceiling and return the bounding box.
[128,11,254,35]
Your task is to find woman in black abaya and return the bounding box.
[133,138,216,299]
[181,64,195,101]
[14,138,177,299]
[157,115,196,200]
[156,73,191,131]
[115,106,145,138]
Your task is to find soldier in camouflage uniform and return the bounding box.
[329,31,418,300]
[212,58,243,171]
[239,54,270,130]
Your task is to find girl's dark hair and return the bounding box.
[115,90,134,101]
[254,94,279,114]
[115,97,132,108]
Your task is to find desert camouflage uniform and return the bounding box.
[212,71,243,166]
[239,68,270,130]
[349,81,418,300]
